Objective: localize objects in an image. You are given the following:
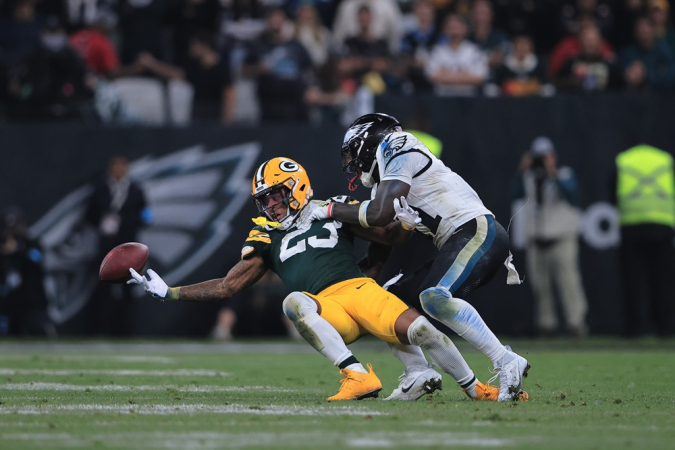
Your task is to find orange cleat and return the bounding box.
[327,363,382,401]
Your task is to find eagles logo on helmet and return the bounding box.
[252,157,313,230]
[341,113,401,190]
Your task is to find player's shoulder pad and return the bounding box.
[378,131,420,162]
[244,226,271,245]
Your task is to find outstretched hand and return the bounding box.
[296,200,332,228]
[128,268,169,299]
[393,197,421,231]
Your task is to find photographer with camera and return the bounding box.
[510,137,588,337]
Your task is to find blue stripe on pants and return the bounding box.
[439,215,496,294]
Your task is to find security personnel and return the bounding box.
[407,129,443,159]
[611,144,675,337]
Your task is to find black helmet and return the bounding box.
[341,113,401,188]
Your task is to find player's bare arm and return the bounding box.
[348,219,412,247]
[179,256,267,302]
[331,180,410,227]
[129,255,267,302]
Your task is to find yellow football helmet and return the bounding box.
[251,157,313,228]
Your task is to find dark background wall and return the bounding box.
[2,94,674,336]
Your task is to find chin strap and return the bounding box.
[348,175,359,191]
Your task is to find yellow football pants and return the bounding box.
[305,277,409,345]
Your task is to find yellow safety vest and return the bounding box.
[616,145,675,227]
[408,130,443,159]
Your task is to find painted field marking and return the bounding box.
[0,403,388,417]
[0,383,293,393]
[0,368,228,377]
[0,431,513,449]
[0,355,176,364]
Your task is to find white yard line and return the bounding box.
[0,355,176,364]
[0,341,319,355]
[0,368,228,377]
[0,403,388,417]
[0,431,510,449]
[0,382,292,393]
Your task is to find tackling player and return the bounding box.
[304,113,531,401]
[129,157,523,402]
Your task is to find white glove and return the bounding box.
[128,268,170,299]
[297,201,332,228]
[393,197,421,231]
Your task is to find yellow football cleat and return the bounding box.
[327,363,382,401]
[464,381,499,401]
[463,382,529,402]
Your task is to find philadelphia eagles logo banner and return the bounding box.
[28,143,260,325]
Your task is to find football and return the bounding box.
[99,242,149,284]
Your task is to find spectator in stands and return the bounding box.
[37,0,118,33]
[169,0,221,68]
[469,0,510,71]
[70,11,134,78]
[339,5,394,93]
[117,0,169,64]
[620,15,675,90]
[219,0,268,43]
[0,206,51,337]
[549,15,614,78]
[136,31,235,125]
[555,25,622,92]
[509,137,588,338]
[241,7,313,122]
[0,0,42,65]
[559,0,614,41]
[399,0,440,92]
[491,0,560,54]
[612,0,648,49]
[304,54,356,124]
[490,35,553,96]
[649,0,675,52]
[425,13,488,96]
[332,0,403,53]
[291,3,331,69]
[6,16,91,120]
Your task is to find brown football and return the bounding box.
[99,242,150,284]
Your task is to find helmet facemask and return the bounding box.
[253,184,298,230]
[341,136,378,190]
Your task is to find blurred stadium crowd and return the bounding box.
[1,0,674,125]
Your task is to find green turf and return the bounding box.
[1,338,674,449]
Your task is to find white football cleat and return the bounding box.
[384,365,443,401]
[491,345,531,402]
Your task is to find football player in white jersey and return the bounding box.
[307,113,531,401]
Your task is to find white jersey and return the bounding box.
[371,131,493,249]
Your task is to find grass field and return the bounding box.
[1,338,674,450]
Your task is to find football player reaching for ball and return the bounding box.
[303,113,531,402]
[130,157,526,402]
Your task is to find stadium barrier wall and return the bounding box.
[2,93,674,336]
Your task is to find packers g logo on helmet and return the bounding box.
[251,157,313,228]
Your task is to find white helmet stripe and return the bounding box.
[255,160,269,185]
